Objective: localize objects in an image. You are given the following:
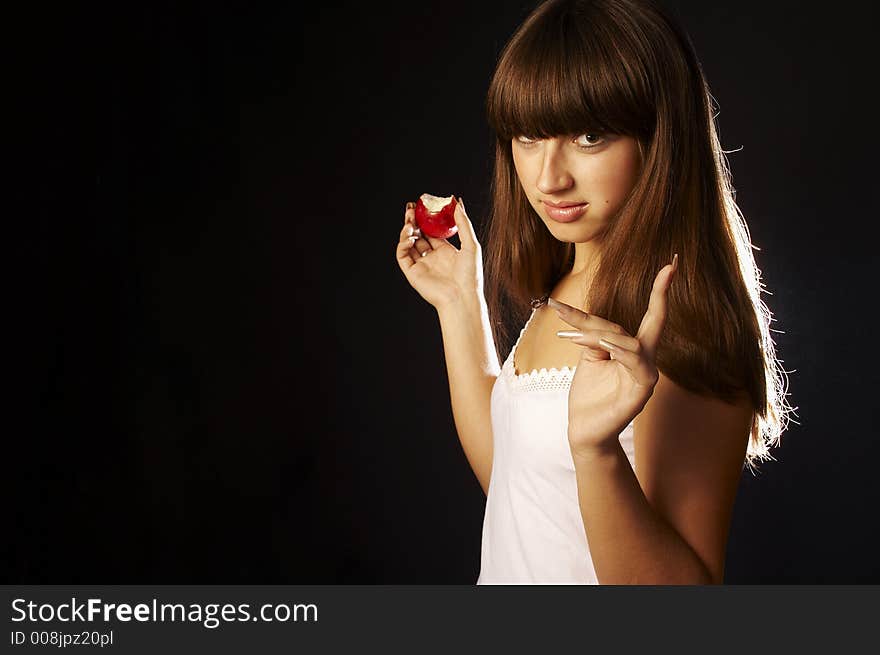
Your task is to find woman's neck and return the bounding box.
[570,242,601,280]
[553,243,601,311]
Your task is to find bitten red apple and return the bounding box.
[414,194,459,239]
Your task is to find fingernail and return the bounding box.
[406,225,413,236]
[672,253,678,270]
[547,297,566,312]
[599,339,617,359]
[458,197,466,212]
[556,330,583,338]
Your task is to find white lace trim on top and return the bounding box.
[504,307,576,393]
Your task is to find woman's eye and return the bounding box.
[514,134,605,149]
[575,133,605,148]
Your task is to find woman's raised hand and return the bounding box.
[395,198,484,311]
[553,254,679,459]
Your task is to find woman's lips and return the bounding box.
[543,201,589,223]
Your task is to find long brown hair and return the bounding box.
[481,0,795,470]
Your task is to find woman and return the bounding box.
[394,0,793,584]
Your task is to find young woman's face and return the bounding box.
[511,133,642,243]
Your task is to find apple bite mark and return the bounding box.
[415,193,459,239]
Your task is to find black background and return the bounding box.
[12,0,879,583]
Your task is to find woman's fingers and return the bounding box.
[559,329,640,352]
[636,253,678,360]
[548,297,629,335]
[423,234,456,253]
[549,254,679,363]
[562,330,657,385]
[397,204,423,269]
[595,339,650,381]
[595,334,658,386]
[403,202,433,258]
[399,199,461,268]
[397,225,419,271]
[404,202,421,238]
[453,197,480,252]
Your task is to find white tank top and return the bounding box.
[476,307,636,584]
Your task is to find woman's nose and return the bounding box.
[536,141,574,194]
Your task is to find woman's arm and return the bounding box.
[437,293,501,496]
[571,371,753,585]
[396,198,496,494]
[553,257,749,583]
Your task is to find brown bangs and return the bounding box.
[486,0,654,142]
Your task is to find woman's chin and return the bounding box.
[545,223,595,243]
